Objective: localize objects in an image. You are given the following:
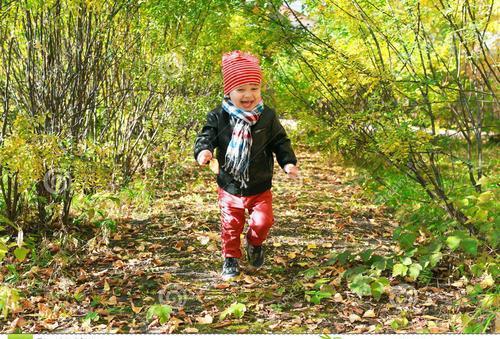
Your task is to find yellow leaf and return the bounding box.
[104,280,110,292]
[363,309,376,318]
[206,243,217,251]
[244,275,255,284]
[75,284,86,294]
[113,260,124,269]
[480,274,494,289]
[287,252,297,259]
[107,295,117,305]
[131,302,143,314]
[174,241,184,251]
[307,243,317,249]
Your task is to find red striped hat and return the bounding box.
[222,50,263,95]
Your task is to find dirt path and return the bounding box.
[3,147,467,333]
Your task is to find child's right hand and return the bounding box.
[197,150,213,165]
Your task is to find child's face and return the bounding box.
[229,83,262,111]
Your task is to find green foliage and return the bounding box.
[303,267,320,279]
[370,277,390,301]
[83,311,100,325]
[13,247,29,261]
[348,274,372,297]
[219,302,246,321]
[391,311,409,330]
[305,290,333,305]
[459,282,498,333]
[146,304,172,324]
[0,285,21,319]
[327,249,392,300]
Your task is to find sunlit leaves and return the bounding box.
[219,302,246,321]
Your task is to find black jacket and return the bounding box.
[194,104,297,196]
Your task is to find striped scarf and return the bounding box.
[222,97,264,188]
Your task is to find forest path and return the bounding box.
[7,146,465,333]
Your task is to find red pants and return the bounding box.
[217,186,274,258]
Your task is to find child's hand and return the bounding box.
[284,163,299,179]
[197,150,213,165]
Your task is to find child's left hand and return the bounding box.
[284,164,299,179]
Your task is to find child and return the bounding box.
[193,50,299,280]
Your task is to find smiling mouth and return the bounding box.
[241,100,254,106]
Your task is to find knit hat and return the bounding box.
[222,50,263,95]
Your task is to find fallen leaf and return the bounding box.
[215,283,230,289]
[74,284,86,294]
[269,321,281,330]
[349,314,362,323]
[96,308,109,315]
[40,320,59,330]
[196,314,213,324]
[149,244,163,251]
[244,275,255,284]
[363,309,376,318]
[131,302,143,314]
[174,241,184,251]
[198,236,210,245]
[107,296,117,305]
[333,293,343,302]
[451,280,465,288]
[10,317,26,329]
[206,244,217,251]
[423,297,434,306]
[274,256,287,264]
[184,327,199,333]
[422,315,441,320]
[113,260,124,269]
[480,274,494,289]
[352,306,364,315]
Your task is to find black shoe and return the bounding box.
[246,238,264,268]
[221,257,240,280]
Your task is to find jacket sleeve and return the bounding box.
[194,109,219,161]
[269,113,297,170]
